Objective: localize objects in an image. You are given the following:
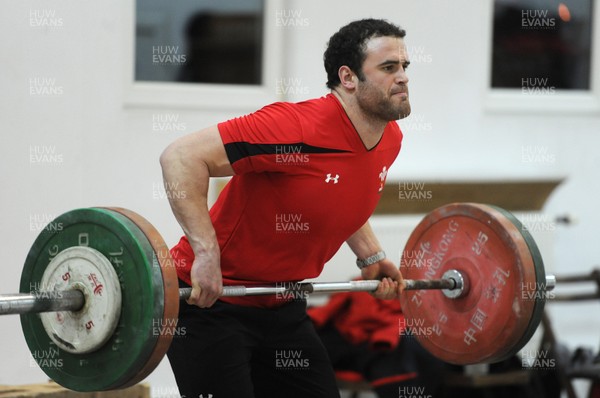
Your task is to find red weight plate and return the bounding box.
[399,203,538,364]
[103,207,179,388]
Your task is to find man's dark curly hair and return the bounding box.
[324,19,406,89]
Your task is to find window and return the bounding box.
[491,0,593,91]
[126,0,282,110]
[135,0,264,85]
[486,0,599,113]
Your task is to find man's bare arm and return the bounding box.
[346,221,404,299]
[159,125,234,307]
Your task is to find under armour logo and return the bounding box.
[378,166,388,192]
[325,173,339,184]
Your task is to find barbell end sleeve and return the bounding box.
[0,290,84,316]
[546,275,556,291]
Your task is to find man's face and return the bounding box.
[354,36,411,121]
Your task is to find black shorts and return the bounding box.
[167,281,341,398]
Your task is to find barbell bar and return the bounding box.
[9,203,557,391]
[3,271,557,316]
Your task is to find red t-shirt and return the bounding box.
[171,94,402,307]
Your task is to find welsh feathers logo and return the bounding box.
[378,166,388,192]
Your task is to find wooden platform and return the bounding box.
[0,382,149,398]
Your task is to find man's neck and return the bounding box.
[331,90,387,150]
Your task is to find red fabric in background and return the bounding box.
[308,290,406,351]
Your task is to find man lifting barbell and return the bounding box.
[9,203,555,392]
[159,18,410,397]
[0,16,554,396]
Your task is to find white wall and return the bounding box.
[1,0,599,395]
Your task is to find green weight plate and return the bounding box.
[104,207,179,390]
[489,205,547,360]
[20,208,165,391]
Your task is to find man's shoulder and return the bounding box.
[294,93,338,112]
[261,94,338,117]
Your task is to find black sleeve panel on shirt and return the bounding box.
[223,142,350,164]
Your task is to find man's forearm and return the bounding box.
[347,221,402,298]
[160,147,218,257]
[346,221,383,259]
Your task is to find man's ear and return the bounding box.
[338,66,357,90]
